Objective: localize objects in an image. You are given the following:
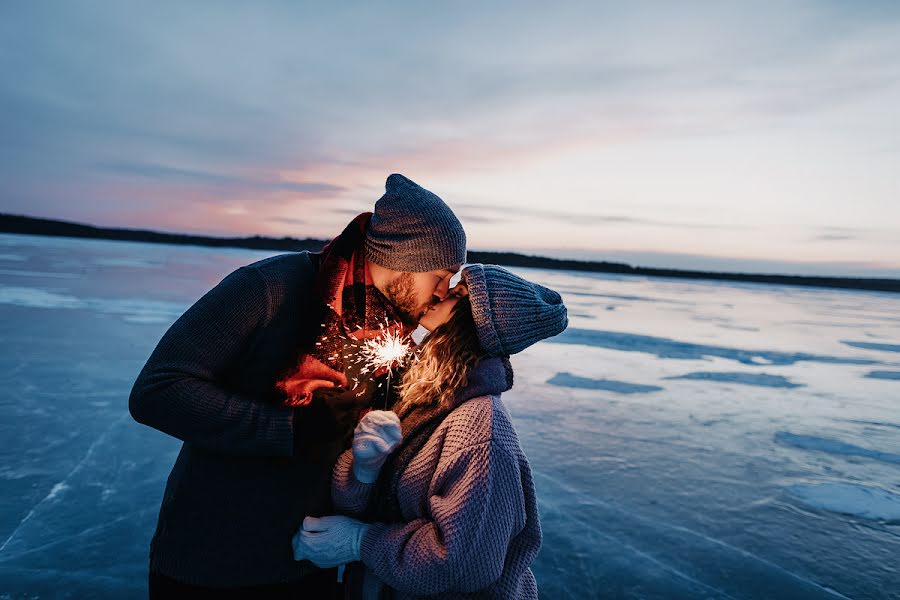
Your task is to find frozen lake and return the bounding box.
[0,233,898,599]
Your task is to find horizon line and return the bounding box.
[0,211,898,292]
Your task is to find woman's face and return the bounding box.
[418,282,468,332]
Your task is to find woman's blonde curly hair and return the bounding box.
[393,295,486,416]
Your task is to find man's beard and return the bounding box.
[384,272,430,326]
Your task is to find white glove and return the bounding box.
[292,515,370,568]
[352,410,402,483]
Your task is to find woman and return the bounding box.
[292,264,568,599]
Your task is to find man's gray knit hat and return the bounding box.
[365,174,467,272]
[462,264,568,356]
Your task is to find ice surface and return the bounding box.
[1,234,899,599]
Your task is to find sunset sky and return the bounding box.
[1,2,898,277]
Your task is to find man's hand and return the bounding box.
[292,515,370,567]
[352,410,402,483]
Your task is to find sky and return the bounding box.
[1,1,899,277]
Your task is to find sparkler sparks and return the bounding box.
[350,322,414,407]
[360,330,411,373]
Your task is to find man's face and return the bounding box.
[383,264,462,325]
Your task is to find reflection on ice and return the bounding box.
[549,328,880,366]
[864,370,900,380]
[547,372,663,394]
[841,340,900,353]
[775,431,900,466]
[787,483,900,523]
[664,371,803,388]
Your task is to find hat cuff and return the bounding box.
[463,264,506,356]
[365,235,465,273]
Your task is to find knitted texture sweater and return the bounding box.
[129,251,345,587]
[331,358,543,599]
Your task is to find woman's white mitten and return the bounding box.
[352,410,402,483]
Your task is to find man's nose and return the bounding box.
[433,277,451,301]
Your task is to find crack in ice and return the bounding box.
[534,471,855,599]
[0,414,129,556]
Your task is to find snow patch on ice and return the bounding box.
[93,257,160,268]
[0,269,79,279]
[563,290,660,302]
[787,483,900,522]
[45,482,69,501]
[845,419,900,430]
[747,355,772,364]
[0,285,187,324]
[0,286,81,309]
[718,324,760,332]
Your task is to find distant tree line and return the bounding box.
[1,213,897,293]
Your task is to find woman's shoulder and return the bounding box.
[438,394,524,459]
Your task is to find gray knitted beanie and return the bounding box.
[365,174,467,272]
[462,264,568,356]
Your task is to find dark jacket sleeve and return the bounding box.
[128,264,295,457]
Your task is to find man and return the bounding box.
[129,173,466,598]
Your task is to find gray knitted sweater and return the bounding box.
[332,358,542,599]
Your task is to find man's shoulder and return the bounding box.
[242,251,320,286]
[243,250,318,273]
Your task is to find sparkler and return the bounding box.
[356,322,413,409]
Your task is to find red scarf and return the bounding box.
[276,213,415,408]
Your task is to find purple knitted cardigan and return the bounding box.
[332,356,542,599]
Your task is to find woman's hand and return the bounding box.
[352,410,402,483]
[292,515,370,567]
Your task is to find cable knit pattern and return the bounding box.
[332,391,542,599]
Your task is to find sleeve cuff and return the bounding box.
[332,450,377,515]
[353,462,380,484]
[359,522,391,565]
